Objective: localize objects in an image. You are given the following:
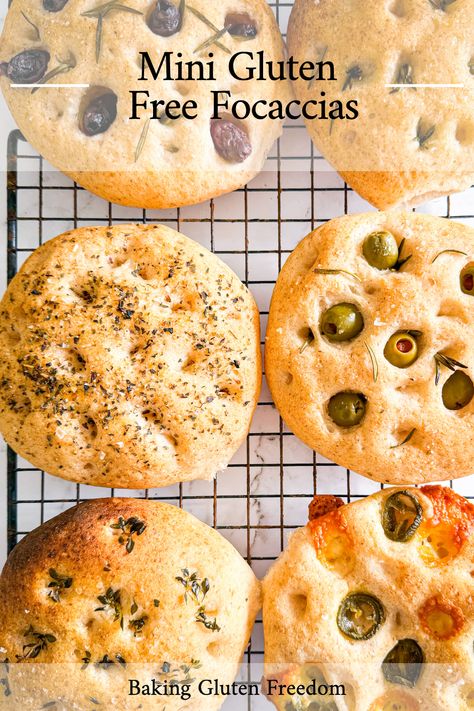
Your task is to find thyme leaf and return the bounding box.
[313,268,362,282]
[16,627,57,661]
[365,343,378,383]
[32,52,76,93]
[343,64,363,91]
[415,119,435,150]
[391,428,416,449]
[175,569,210,604]
[81,1,143,62]
[134,118,150,163]
[21,11,41,41]
[431,249,467,264]
[47,568,73,602]
[129,615,148,636]
[195,607,220,632]
[187,5,231,53]
[95,587,123,628]
[390,63,415,93]
[434,352,468,385]
[110,516,146,552]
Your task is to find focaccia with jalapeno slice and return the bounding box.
[263,487,474,711]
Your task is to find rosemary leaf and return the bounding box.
[428,0,457,10]
[299,329,315,354]
[431,249,467,264]
[21,11,41,41]
[415,119,435,150]
[343,64,363,91]
[313,268,361,282]
[135,119,150,163]
[81,1,143,62]
[392,238,412,271]
[390,63,415,94]
[194,27,228,54]
[187,5,231,53]
[308,45,328,89]
[32,52,76,93]
[434,351,467,385]
[391,428,416,449]
[365,342,378,383]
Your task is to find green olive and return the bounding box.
[328,392,366,428]
[382,491,422,542]
[363,231,399,270]
[384,332,419,368]
[442,370,474,410]
[337,592,385,640]
[320,303,364,342]
[461,264,474,295]
[382,639,424,688]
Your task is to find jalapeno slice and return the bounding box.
[382,639,424,688]
[382,491,422,542]
[337,592,385,640]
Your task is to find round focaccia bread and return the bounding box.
[265,211,474,485]
[0,223,261,488]
[263,487,474,711]
[0,498,261,710]
[287,0,474,210]
[0,0,290,209]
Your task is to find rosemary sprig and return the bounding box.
[415,119,435,150]
[187,5,231,53]
[365,343,378,382]
[16,627,56,660]
[391,428,416,449]
[21,11,41,41]
[95,587,123,628]
[390,63,415,94]
[299,328,315,354]
[81,1,143,62]
[392,238,412,271]
[134,119,150,163]
[175,569,210,604]
[313,268,361,282]
[434,352,467,385]
[110,516,146,552]
[195,607,220,631]
[32,52,76,93]
[194,27,228,54]
[47,568,73,602]
[343,64,363,91]
[431,249,467,264]
[428,0,457,10]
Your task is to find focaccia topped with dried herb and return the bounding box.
[266,211,474,485]
[263,487,474,711]
[0,0,290,208]
[288,0,474,209]
[0,498,261,710]
[0,223,261,489]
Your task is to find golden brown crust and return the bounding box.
[265,211,474,484]
[0,223,261,488]
[263,486,474,711]
[288,0,474,209]
[0,498,261,710]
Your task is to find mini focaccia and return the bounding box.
[265,211,474,485]
[0,498,261,710]
[0,0,291,208]
[288,0,474,210]
[263,487,474,711]
[0,223,261,488]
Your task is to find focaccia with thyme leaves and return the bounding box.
[263,487,474,711]
[0,0,291,208]
[265,211,474,484]
[288,0,474,209]
[0,223,261,488]
[0,498,261,710]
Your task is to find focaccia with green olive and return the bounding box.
[265,211,474,485]
[0,498,261,710]
[263,487,474,711]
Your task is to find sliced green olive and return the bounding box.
[363,231,399,270]
[461,264,474,295]
[384,332,419,368]
[337,592,385,640]
[382,639,424,688]
[320,303,364,342]
[382,491,422,542]
[442,370,474,410]
[328,392,366,428]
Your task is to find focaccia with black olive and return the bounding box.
[263,487,474,711]
[0,498,261,710]
[0,0,291,208]
[265,211,474,485]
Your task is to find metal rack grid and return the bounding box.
[4,0,474,702]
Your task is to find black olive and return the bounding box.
[210,118,252,163]
[382,639,424,687]
[147,0,182,37]
[382,490,422,542]
[43,0,69,11]
[1,50,50,84]
[225,11,258,38]
[81,93,118,136]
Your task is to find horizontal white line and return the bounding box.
[10,83,90,89]
[386,83,465,88]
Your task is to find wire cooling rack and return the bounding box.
[4,2,474,705]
